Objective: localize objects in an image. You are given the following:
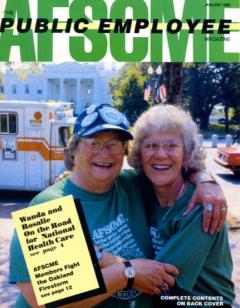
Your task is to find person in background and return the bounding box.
[232,125,240,145]
[10,104,227,308]
[128,105,234,307]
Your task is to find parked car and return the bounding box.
[215,146,240,177]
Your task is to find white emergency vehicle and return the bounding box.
[0,101,76,191]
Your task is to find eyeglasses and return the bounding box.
[82,138,127,154]
[141,139,183,156]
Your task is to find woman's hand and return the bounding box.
[94,246,125,268]
[185,182,227,234]
[130,259,179,295]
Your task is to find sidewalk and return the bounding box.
[200,137,232,148]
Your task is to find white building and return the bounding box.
[1,62,117,114]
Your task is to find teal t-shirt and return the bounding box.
[9,170,154,308]
[149,183,235,306]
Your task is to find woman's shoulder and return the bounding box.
[30,178,70,206]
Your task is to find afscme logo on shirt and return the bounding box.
[113,288,141,300]
[92,214,125,239]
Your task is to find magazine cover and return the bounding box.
[0,0,239,307]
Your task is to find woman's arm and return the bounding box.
[186,171,227,234]
[94,246,125,268]
[61,260,178,308]
[17,260,179,308]
[154,206,220,292]
[17,282,45,308]
[17,263,126,308]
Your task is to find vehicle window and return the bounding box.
[9,114,17,133]
[59,127,71,147]
[0,113,17,134]
[0,114,7,133]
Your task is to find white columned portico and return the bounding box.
[2,62,115,107]
[43,79,48,101]
[93,78,98,104]
[76,78,81,106]
[60,79,64,101]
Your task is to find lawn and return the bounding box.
[199,124,236,139]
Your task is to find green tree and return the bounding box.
[164,63,183,105]
[184,63,240,131]
[184,63,223,129]
[215,63,240,131]
[111,64,149,124]
[7,62,43,80]
[109,63,135,99]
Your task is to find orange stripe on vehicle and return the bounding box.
[17,141,64,161]
[17,137,63,150]
[17,137,50,149]
[51,152,64,160]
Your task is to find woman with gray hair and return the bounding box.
[10,103,229,308]
[128,105,235,307]
[9,104,179,308]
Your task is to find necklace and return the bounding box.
[158,182,185,221]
